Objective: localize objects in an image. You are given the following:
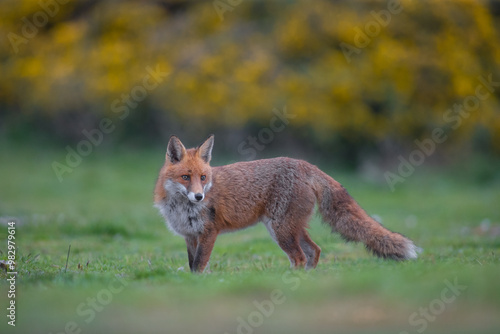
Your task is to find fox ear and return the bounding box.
[197,134,214,163]
[166,135,186,164]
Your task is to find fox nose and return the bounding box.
[194,193,204,201]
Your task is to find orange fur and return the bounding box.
[154,135,420,272]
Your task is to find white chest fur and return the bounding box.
[156,195,207,237]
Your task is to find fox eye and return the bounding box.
[201,175,206,181]
[181,175,190,181]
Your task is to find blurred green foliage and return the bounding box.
[1,0,499,157]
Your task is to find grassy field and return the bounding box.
[0,144,499,334]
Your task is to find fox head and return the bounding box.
[162,135,214,203]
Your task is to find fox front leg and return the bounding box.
[185,236,198,271]
[191,230,218,273]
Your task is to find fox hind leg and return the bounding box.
[265,219,307,268]
[300,230,321,269]
[276,232,307,268]
[263,181,316,269]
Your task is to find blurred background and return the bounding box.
[1,0,499,170]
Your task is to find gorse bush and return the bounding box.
[1,0,499,157]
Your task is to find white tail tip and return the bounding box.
[405,240,422,260]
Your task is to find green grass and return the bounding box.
[0,144,499,334]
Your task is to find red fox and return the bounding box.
[154,135,420,272]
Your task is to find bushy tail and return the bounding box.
[312,169,420,260]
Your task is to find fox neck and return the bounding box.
[158,179,209,237]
